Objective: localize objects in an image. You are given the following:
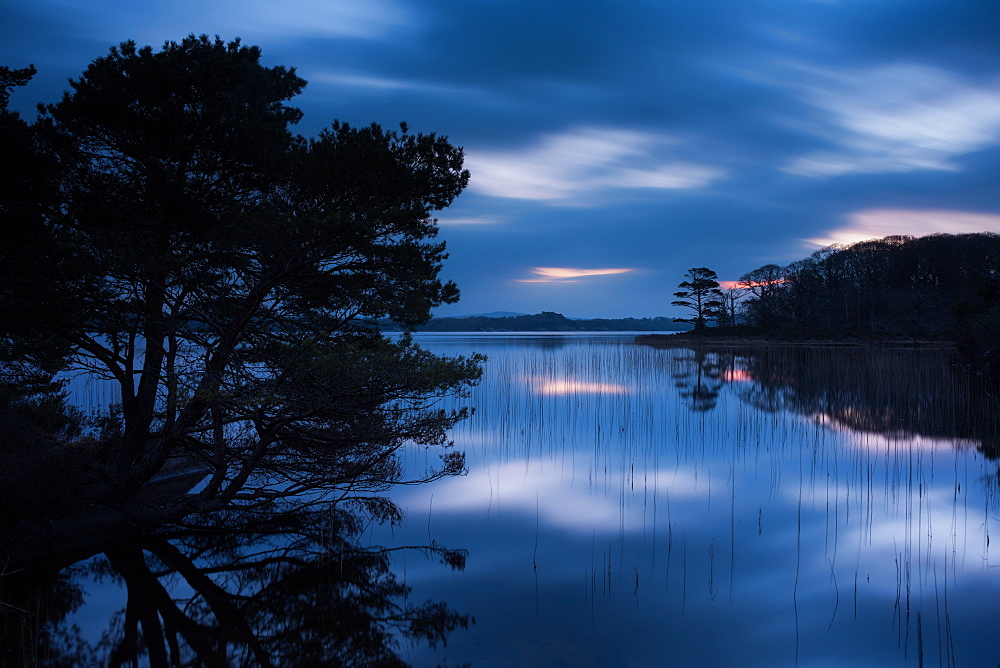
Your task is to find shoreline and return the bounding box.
[634,333,957,349]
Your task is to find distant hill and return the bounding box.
[400,311,692,332]
[437,311,528,319]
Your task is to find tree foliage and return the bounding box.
[733,234,1000,337]
[0,35,482,523]
[0,65,36,109]
[727,233,1000,380]
[672,267,724,333]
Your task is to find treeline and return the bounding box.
[386,311,692,332]
[722,232,1000,377]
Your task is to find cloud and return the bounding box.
[807,208,1000,246]
[177,0,413,39]
[435,215,506,226]
[783,64,1000,177]
[466,127,725,203]
[309,71,479,97]
[515,267,634,283]
[310,73,427,90]
[63,0,416,45]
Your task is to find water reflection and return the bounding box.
[719,345,1000,455]
[1,505,469,666]
[671,348,728,411]
[389,335,1000,666]
[6,335,999,666]
[530,378,629,396]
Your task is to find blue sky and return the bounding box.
[4,0,1000,318]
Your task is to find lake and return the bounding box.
[387,333,1000,666]
[3,333,999,666]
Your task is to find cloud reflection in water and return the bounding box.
[389,336,1000,666]
[529,377,630,396]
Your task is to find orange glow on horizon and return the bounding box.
[723,368,753,382]
[718,278,786,290]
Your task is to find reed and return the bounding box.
[388,334,1000,664]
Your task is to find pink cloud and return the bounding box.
[515,267,634,283]
[808,208,1000,247]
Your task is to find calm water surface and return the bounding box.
[388,333,1000,666]
[6,333,1000,666]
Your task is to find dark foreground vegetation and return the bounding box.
[656,234,1000,383]
[1,506,470,666]
[1,36,480,662]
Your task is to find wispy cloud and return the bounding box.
[187,0,412,39]
[807,208,1000,246]
[783,64,1000,177]
[515,267,634,283]
[97,0,418,43]
[310,72,478,96]
[434,215,505,226]
[310,73,420,90]
[466,128,725,203]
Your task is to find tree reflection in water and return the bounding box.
[670,348,728,412]
[713,345,1000,457]
[1,504,470,666]
[659,342,999,452]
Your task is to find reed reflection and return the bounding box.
[1,505,470,666]
[393,335,1000,666]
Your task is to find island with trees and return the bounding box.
[382,311,692,332]
[645,232,1000,383]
